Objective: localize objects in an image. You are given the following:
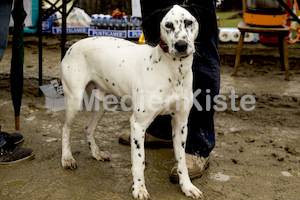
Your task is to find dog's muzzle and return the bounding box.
[175,40,188,53]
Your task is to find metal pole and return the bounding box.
[61,0,67,59]
[38,0,43,95]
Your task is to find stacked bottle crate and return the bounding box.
[88,14,142,39]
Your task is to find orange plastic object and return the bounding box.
[244,12,287,26]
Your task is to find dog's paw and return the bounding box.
[181,183,203,199]
[132,186,150,200]
[92,149,110,161]
[61,157,78,169]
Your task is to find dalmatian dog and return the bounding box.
[61,5,203,199]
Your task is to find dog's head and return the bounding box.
[159,5,198,58]
[142,3,217,55]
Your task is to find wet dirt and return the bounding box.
[0,35,300,200]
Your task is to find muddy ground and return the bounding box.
[0,35,300,200]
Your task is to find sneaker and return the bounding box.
[1,132,24,145]
[170,153,210,183]
[119,132,172,148]
[0,142,35,165]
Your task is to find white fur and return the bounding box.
[61,5,203,199]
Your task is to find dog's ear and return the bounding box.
[141,8,170,47]
[182,4,217,44]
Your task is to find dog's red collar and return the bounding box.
[159,39,169,53]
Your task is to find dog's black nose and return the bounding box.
[174,41,188,53]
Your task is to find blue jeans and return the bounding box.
[0,0,13,61]
[0,126,6,148]
[0,0,13,148]
[143,0,220,158]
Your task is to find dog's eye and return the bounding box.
[165,22,174,29]
[184,20,193,27]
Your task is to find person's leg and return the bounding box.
[186,30,220,158]
[0,0,13,61]
[0,126,6,148]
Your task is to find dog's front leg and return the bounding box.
[130,114,150,200]
[172,113,204,199]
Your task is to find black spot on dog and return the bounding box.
[143,110,145,113]
[178,67,182,75]
[175,31,179,38]
[67,47,72,55]
[138,108,140,112]
[122,60,125,63]
[153,60,158,64]
[177,80,181,86]
[137,88,139,92]
[134,139,140,149]
[182,142,185,148]
[158,56,161,62]
[173,57,176,61]
[160,89,162,92]
[85,126,88,130]
[117,46,120,48]
[168,78,172,82]
[138,179,141,181]
[106,79,109,82]
[112,83,115,86]
[171,112,175,116]
[138,154,141,157]
[150,55,152,59]
[88,142,91,146]
[147,67,149,71]
[178,171,182,174]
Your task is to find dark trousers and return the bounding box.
[141,0,220,157]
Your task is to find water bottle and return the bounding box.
[100,15,108,29]
[53,13,59,27]
[129,17,136,30]
[108,16,114,30]
[114,18,121,30]
[91,14,98,29]
[96,14,103,29]
[135,17,142,30]
[120,16,128,30]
